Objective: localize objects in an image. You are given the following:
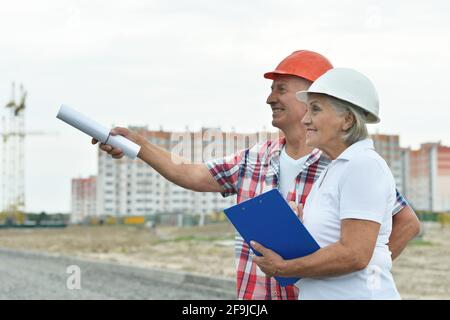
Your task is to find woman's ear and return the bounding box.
[342,111,355,131]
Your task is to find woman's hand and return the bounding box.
[251,241,286,278]
[288,201,304,222]
[91,127,143,159]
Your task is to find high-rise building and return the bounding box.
[400,147,411,200]
[367,135,450,211]
[71,176,96,223]
[407,143,450,211]
[371,134,404,194]
[96,127,280,217]
[87,128,450,216]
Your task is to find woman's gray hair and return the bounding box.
[326,96,369,146]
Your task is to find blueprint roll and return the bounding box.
[56,104,141,159]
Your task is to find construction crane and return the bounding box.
[0,83,58,224]
[1,83,59,225]
[1,82,27,223]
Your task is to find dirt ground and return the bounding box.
[0,222,449,299]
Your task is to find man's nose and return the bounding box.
[266,92,276,105]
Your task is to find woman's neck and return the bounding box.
[320,140,349,160]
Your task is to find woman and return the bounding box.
[252,68,400,299]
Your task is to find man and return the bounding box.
[92,50,421,300]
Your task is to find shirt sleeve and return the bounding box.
[205,149,247,197]
[392,189,409,216]
[339,158,395,224]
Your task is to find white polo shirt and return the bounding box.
[296,139,400,300]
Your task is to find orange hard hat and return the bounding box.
[264,50,333,82]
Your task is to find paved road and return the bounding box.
[0,248,235,300]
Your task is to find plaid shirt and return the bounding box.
[206,137,407,300]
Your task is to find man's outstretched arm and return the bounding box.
[92,127,223,193]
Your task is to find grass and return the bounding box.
[408,238,435,246]
[162,234,234,243]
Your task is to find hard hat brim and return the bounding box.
[264,70,298,80]
[295,91,309,104]
[264,70,319,82]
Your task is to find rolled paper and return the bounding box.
[56,104,141,159]
[105,133,141,160]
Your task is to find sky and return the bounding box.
[0,0,449,213]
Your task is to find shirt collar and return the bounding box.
[335,138,374,161]
[269,137,323,169]
[272,137,286,154]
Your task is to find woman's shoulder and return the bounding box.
[349,148,388,167]
[345,149,394,181]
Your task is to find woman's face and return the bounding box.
[301,94,350,150]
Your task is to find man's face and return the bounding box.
[266,75,311,132]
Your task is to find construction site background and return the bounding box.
[0,219,449,299]
[2,209,450,228]
[0,210,229,228]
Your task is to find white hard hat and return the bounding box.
[296,68,380,123]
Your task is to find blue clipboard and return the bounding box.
[224,189,320,287]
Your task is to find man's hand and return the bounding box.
[91,127,142,159]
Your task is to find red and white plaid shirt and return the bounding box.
[206,137,407,300]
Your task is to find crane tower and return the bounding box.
[1,82,26,216]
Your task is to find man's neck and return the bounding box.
[283,128,313,160]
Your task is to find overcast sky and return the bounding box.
[1,0,449,213]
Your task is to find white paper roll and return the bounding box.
[105,133,141,160]
[57,104,110,143]
[56,104,141,159]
